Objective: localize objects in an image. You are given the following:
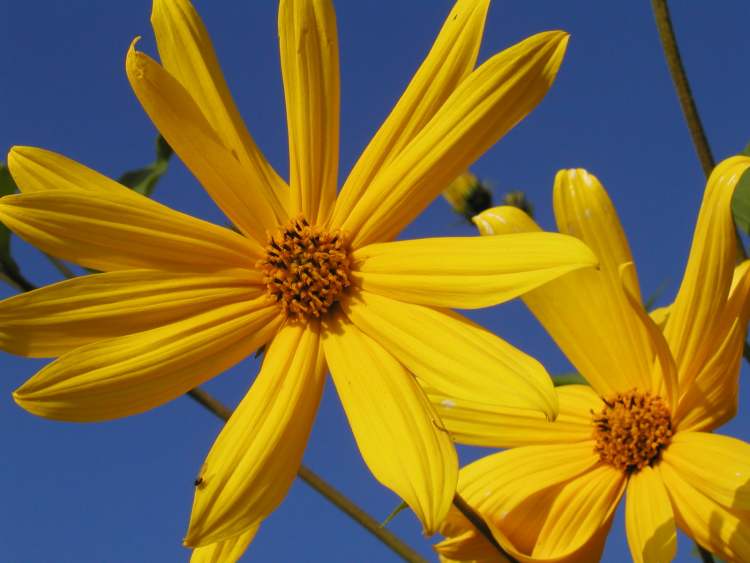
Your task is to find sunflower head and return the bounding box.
[592,389,673,472]
[258,215,351,322]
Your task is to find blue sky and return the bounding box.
[1,1,749,561]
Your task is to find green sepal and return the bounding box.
[118,135,173,196]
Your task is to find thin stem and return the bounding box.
[453,493,517,563]
[186,388,427,563]
[44,254,76,279]
[651,0,715,176]
[696,544,716,563]
[0,263,35,292]
[652,7,725,563]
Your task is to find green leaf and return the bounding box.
[552,372,588,386]
[740,142,750,157]
[0,165,34,291]
[118,135,173,196]
[731,166,750,235]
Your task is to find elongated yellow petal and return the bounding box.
[331,0,489,227]
[553,169,642,301]
[625,466,676,563]
[0,190,260,271]
[428,384,601,449]
[323,312,456,534]
[342,291,558,420]
[659,460,750,562]
[8,146,139,195]
[675,260,750,431]
[151,0,288,202]
[664,156,750,389]
[343,31,568,247]
[552,170,655,394]
[529,465,624,560]
[190,525,258,563]
[185,323,325,546]
[0,268,261,357]
[126,42,285,239]
[443,443,623,562]
[14,299,280,421]
[279,0,339,223]
[474,204,651,398]
[619,262,678,406]
[351,233,596,309]
[662,432,750,512]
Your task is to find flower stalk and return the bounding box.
[651,0,714,176]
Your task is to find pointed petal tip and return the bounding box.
[125,36,145,75]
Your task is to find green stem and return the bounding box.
[651,0,715,176]
[696,544,716,563]
[652,5,722,563]
[186,388,427,563]
[0,262,35,292]
[44,254,76,279]
[453,493,517,562]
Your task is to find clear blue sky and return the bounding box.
[1,1,749,561]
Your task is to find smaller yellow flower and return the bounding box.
[434,157,750,562]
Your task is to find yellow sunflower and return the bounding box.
[0,0,596,555]
[434,157,750,562]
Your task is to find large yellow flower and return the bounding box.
[0,0,596,554]
[434,157,750,562]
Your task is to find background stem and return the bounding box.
[453,493,517,562]
[651,0,715,176]
[651,2,718,562]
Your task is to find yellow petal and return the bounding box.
[323,312,457,534]
[190,525,258,563]
[331,0,489,227]
[662,431,750,512]
[185,323,325,546]
[625,466,676,563]
[278,0,339,223]
[553,169,642,302]
[663,156,750,389]
[472,205,539,235]
[14,299,281,421]
[351,233,597,309]
[659,459,750,562]
[0,190,260,271]
[528,465,624,559]
[342,291,558,420]
[428,384,601,449]
[433,526,501,563]
[649,305,671,330]
[675,260,750,431]
[0,268,262,357]
[8,146,139,195]
[473,204,652,398]
[151,0,288,202]
[126,41,285,240]
[451,443,624,562]
[342,31,568,247]
[551,170,656,395]
[619,262,678,406]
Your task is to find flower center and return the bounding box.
[592,390,673,472]
[259,215,351,322]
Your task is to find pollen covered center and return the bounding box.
[259,215,351,321]
[592,390,673,472]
